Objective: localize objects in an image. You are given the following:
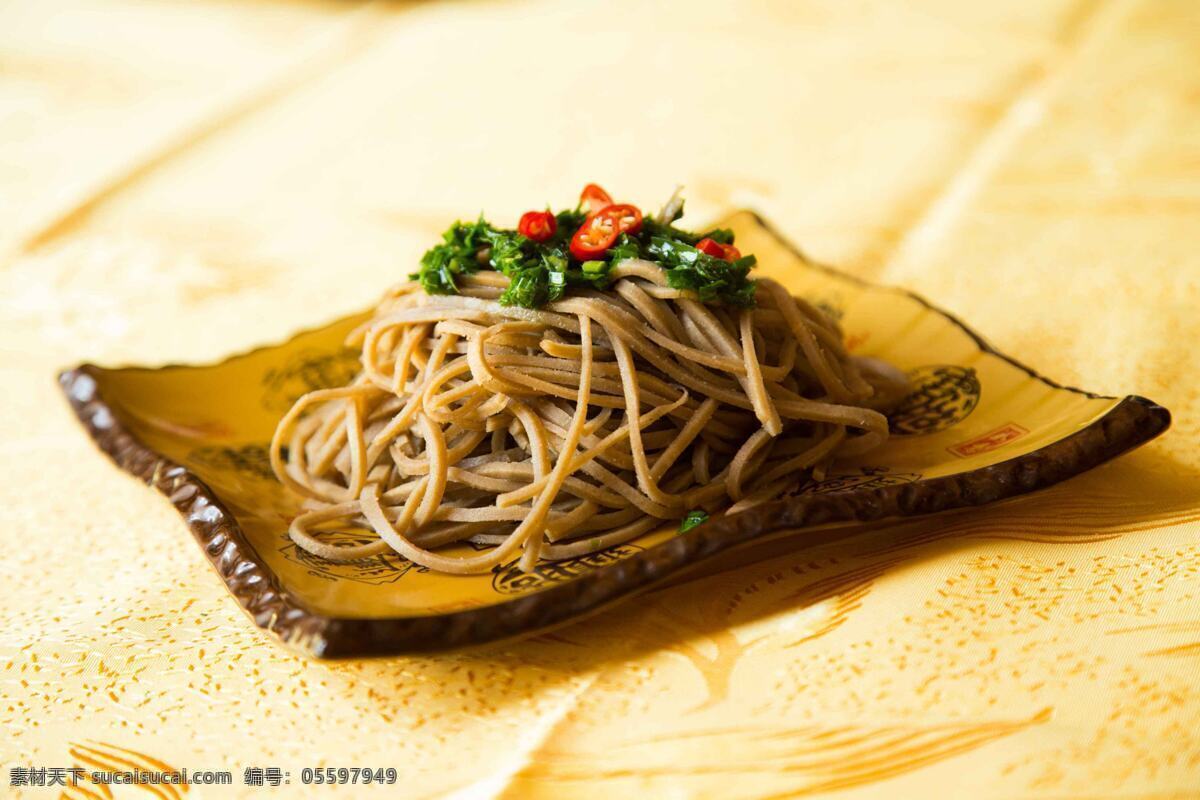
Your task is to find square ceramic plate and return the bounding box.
[60,211,1170,656]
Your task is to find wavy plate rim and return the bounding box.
[57,210,1171,657]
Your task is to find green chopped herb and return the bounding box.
[648,236,757,307]
[607,234,641,266]
[697,227,736,245]
[413,191,757,309]
[678,509,709,533]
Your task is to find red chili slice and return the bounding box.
[695,237,741,262]
[580,183,614,216]
[570,214,619,260]
[595,203,643,236]
[518,210,557,242]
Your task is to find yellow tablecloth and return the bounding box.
[2,1,1198,797]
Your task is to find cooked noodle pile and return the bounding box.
[270,261,907,575]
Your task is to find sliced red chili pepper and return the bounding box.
[595,203,643,236]
[570,214,618,260]
[695,237,741,262]
[518,210,557,242]
[580,183,614,216]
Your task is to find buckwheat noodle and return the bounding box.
[270,262,907,575]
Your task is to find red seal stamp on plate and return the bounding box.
[948,422,1029,458]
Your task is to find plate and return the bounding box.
[59,211,1170,656]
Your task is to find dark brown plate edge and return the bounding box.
[56,215,1172,658]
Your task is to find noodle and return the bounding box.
[271,270,906,575]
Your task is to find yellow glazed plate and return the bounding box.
[60,212,1170,656]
